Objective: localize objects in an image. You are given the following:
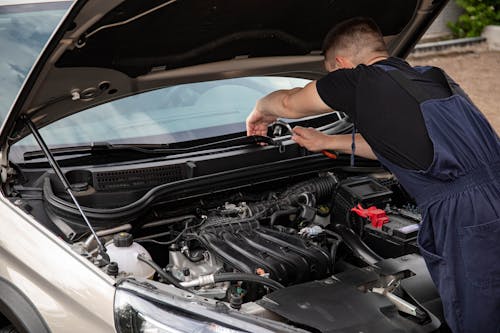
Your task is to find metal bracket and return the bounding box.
[371,280,426,319]
[278,142,285,154]
[0,149,12,183]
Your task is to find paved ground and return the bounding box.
[408,50,500,134]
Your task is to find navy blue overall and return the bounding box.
[372,64,500,332]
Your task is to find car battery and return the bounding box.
[361,208,421,258]
[332,176,393,226]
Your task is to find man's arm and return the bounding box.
[246,81,333,136]
[292,126,377,160]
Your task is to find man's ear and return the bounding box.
[324,60,335,72]
[335,56,355,69]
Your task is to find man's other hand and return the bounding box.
[291,126,333,152]
[293,128,378,160]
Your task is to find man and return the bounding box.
[246,17,500,333]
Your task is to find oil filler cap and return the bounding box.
[113,232,133,247]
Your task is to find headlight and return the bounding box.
[114,283,246,333]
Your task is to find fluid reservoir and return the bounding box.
[106,232,155,279]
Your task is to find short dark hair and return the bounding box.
[322,17,387,61]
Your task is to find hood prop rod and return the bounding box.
[23,117,110,263]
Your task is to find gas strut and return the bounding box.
[23,117,110,263]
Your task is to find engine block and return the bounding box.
[199,222,331,286]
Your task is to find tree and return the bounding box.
[448,0,500,37]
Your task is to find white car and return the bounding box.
[0,0,452,332]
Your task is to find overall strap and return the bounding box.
[384,66,457,103]
[351,125,356,167]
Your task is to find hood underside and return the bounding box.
[59,0,416,77]
[2,0,448,144]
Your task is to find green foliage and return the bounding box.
[448,0,500,37]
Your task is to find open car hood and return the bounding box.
[1,0,448,144]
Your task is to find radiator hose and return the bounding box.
[325,224,383,266]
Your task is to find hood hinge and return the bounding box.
[0,150,12,183]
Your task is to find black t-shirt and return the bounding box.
[316,57,451,170]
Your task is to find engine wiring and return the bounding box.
[135,216,207,245]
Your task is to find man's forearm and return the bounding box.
[291,127,377,160]
[247,82,333,136]
[325,134,377,160]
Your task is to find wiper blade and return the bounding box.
[23,135,275,161]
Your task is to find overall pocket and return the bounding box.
[417,222,446,290]
[418,220,462,332]
[458,217,500,295]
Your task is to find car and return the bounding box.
[0,0,453,332]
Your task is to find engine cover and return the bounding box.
[259,254,443,333]
[199,222,331,285]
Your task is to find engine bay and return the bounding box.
[6,148,447,332]
[4,112,446,332]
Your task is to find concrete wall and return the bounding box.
[422,1,463,40]
[482,25,500,50]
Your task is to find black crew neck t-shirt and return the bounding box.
[316,57,452,170]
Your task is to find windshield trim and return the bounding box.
[0,1,70,14]
[11,112,345,165]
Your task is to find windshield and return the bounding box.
[0,2,70,125]
[14,76,311,152]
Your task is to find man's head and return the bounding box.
[322,17,388,72]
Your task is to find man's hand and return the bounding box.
[292,126,334,152]
[246,107,277,137]
[293,127,378,160]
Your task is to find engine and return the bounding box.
[67,171,421,304]
[183,174,337,287]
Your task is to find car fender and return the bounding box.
[0,277,50,333]
[0,197,116,333]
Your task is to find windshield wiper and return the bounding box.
[23,135,276,161]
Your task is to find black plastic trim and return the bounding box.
[43,153,381,226]
[0,277,51,333]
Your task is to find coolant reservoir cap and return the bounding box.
[113,232,133,247]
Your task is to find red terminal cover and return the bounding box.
[351,204,389,228]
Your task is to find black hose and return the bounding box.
[327,233,342,270]
[269,208,298,226]
[284,174,338,203]
[326,225,383,266]
[213,273,284,290]
[137,254,187,290]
